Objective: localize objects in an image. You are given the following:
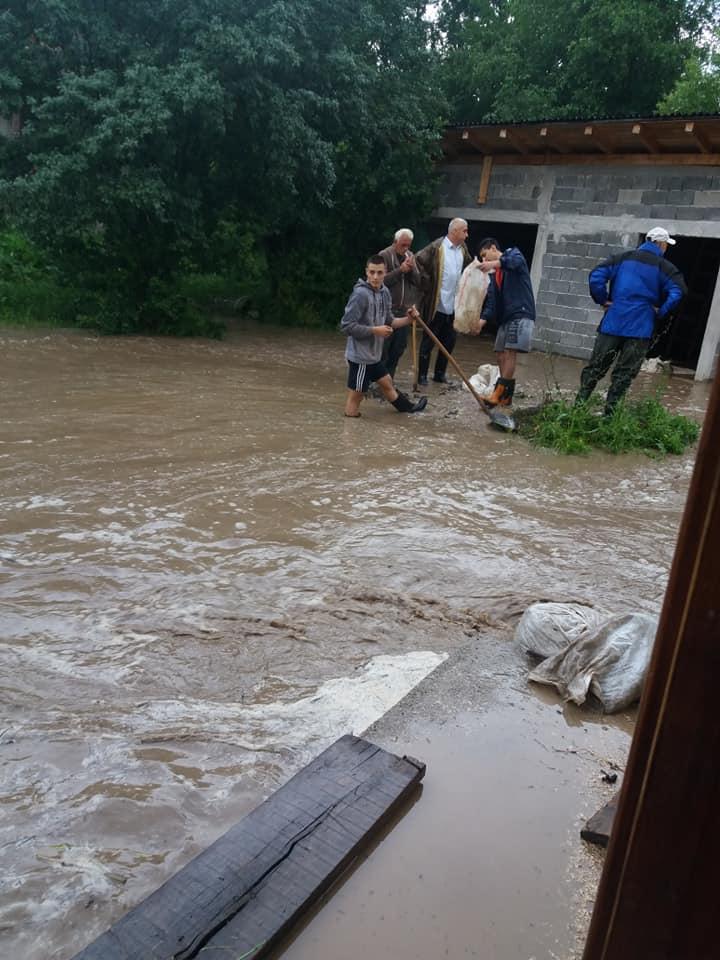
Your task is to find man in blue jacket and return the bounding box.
[576,227,686,415]
[478,238,536,407]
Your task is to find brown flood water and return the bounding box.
[0,326,708,959]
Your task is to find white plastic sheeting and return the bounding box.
[516,602,658,713]
[454,259,488,334]
[463,363,501,398]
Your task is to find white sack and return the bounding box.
[465,363,501,398]
[640,357,671,374]
[526,611,657,713]
[515,601,608,659]
[454,259,488,334]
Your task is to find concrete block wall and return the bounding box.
[436,163,545,213]
[534,232,630,360]
[434,161,720,376]
[536,167,718,361]
[549,169,719,220]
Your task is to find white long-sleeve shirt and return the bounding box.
[438,235,464,314]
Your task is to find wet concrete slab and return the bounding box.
[275,633,633,960]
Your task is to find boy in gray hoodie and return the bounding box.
[341,256,428,418]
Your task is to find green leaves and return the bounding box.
[658,51,720,114]
[437,0,717,122]
[0,0,444,332]
[2,0,716,335]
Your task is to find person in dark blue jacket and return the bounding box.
[577,227,686,415]
[478,238,536,407]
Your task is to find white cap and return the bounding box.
[646,227,676,245]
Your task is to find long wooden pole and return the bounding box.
[410,307,517,431]
[411,319,418,392]
[409,309,488,410]
[582,365,720,959]
[408,309,515,431]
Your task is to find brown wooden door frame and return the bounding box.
[582,367,720,959]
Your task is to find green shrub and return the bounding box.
[518,395,700,457]
[0,229,79,327]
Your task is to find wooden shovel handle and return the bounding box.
[411,317,418,392]
[409,308,487,411]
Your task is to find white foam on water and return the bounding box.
[4,627,161,686]
[137,650,448,757]
[23,496,69,510]
[58,528,134,546]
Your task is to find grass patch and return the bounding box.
[517,395,700,456]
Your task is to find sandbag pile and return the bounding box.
[515,602,658,712]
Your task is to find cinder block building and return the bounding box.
[433,116,720,380]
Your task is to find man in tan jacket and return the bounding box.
[377,228,423,379]
[414,218,472,384]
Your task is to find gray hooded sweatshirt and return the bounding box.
[341,279,392,364]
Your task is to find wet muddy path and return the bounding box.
[0,327,707,958]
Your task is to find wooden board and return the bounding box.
[581,793,619,847]
[583,361,720,959]
[72,736,425,960]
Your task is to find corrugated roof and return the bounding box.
[443,115,720,165]
[447,112,720,128]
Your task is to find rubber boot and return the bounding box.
[483,377,513,408]
[575,386,593,406]
[499,378,515,407]
[392,392,428,413]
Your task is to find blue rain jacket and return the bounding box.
[589,241,686,339]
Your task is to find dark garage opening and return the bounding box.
[648,235,720,370]
[420,218,539,268]
[416,219,539,337]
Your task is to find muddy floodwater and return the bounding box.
[0,326,708,959]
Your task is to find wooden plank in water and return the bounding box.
[72,735,425,960]
[581,793,619,847]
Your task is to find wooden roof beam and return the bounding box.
[498,127,530,154]
[584,124,613,154]
[461,128,490,155]
[631,123,660,153]
[684,121,712,154]
[490,152,720,166]
[538,126,563,153]
[477,155,493,204]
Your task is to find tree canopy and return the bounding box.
[0,0,718,333]
[0,0,443,331]
[438,0,719,122]
[659,51,720,114]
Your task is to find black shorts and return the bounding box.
[347,360,389,393]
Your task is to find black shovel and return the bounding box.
[411,310,517,432]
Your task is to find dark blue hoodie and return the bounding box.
[480,247,536,327]
[589,241,686,339]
